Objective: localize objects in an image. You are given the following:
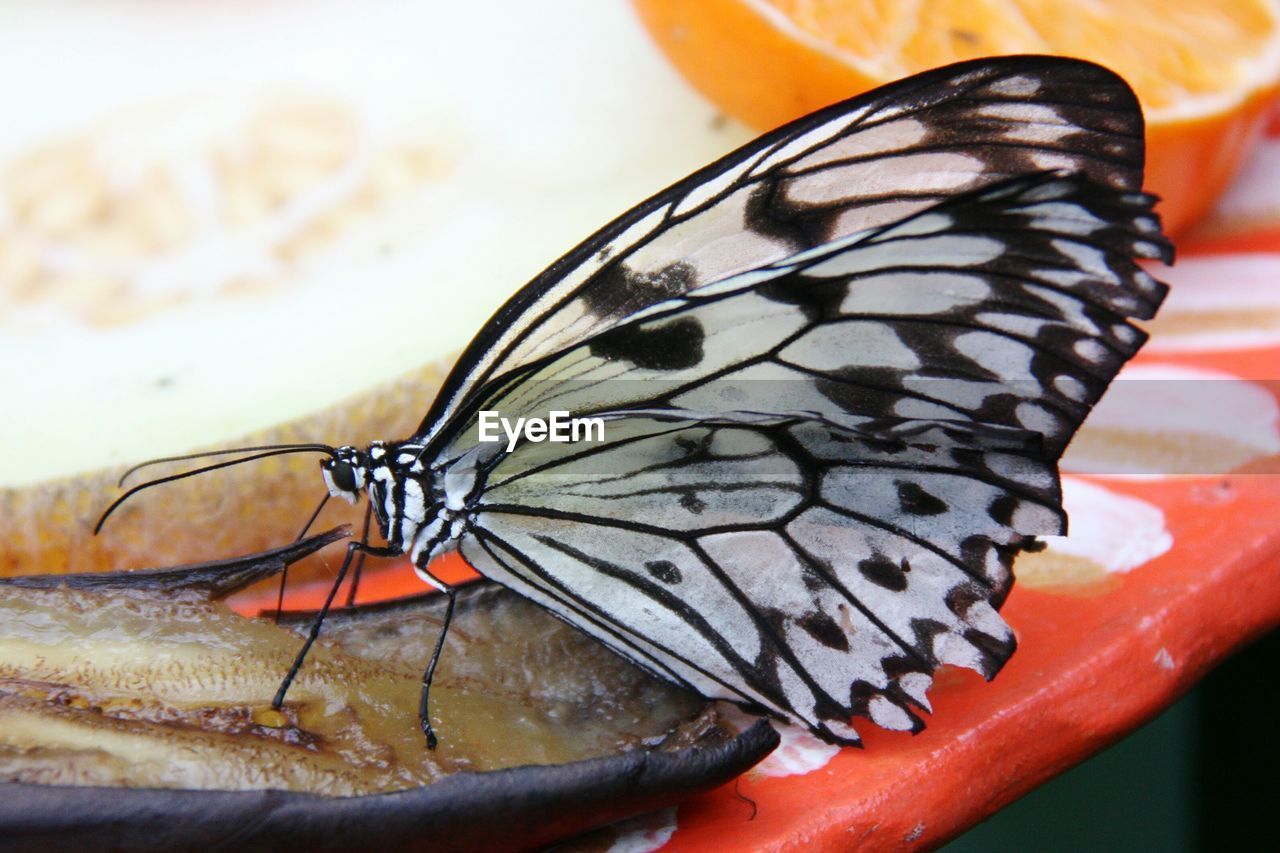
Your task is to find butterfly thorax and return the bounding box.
[320,441,472,583]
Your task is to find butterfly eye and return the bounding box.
[329,461,358,493]
[321,456,363,501]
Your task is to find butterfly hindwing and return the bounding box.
[456,412,1061,743]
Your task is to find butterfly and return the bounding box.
[100,55,1170,748]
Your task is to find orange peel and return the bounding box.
[632,0,1280,233]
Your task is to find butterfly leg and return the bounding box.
[413,555,458,750]
[418,585,457,750]
[272,538,400,713]
[343,501,375,607]
[276,492,333,623]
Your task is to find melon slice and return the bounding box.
[0,0,752,576]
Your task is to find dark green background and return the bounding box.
[945,628,1279,851]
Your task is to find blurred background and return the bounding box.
[1,0,1276,848]
[0,0,749,485]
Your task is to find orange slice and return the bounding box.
[632,0,1280,234]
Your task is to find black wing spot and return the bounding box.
[800,566,827,593]
[757,276,846,322]
[859,553,910,592]
[896,481,948,516]
[590,317,705,370]
[583,261,696,320]
[965,628,1016,677]
[945,584,984,618]
[674,432,714,458]
[645,559,683,585]
[679,491,707,514]
[797,610,849,651]
[863,435,910,455]
[987,494,1020,526]
[744,182,817,251]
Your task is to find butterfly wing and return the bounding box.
[440,173,1169,466]
[454,412,1059,744]
[427,168,1168,742]
[407,57,1169,742]
[417,56,1150,444]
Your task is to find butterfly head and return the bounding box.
[320,445,369,504]
[319,441,443,554]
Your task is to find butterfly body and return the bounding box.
[103,56,1171,747]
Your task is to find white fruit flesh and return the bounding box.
[0,0,751,485]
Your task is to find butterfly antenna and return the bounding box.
[94,444,337,535]
[116,443,338,487]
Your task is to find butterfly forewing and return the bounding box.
[418,56,1150,444]
[446,174,1169,462]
